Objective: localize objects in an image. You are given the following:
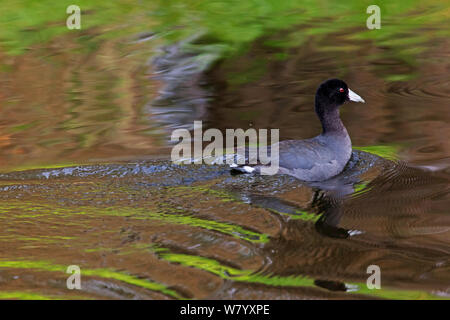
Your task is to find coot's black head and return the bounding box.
[315,78,365,109]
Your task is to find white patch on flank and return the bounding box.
[243,166,255,173]
[348,229,364,236]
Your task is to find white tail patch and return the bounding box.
[229,164,256,173]
[243,166,256,173]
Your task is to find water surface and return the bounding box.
[0,0,449,299]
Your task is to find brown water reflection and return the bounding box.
[0,33,166,171]
[0,22,448,170]
[0,152,448,299]
[206,25,450,168]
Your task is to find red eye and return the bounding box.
[339,88,344,93]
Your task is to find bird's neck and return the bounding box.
[315,101,347,135]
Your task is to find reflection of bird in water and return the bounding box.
[226,150,449,296]
[232,149,383,239]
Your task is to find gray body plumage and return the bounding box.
[274,131,352,181]
[230,79,364,182]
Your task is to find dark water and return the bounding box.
[0,2,449,299]
[0,152,448,299]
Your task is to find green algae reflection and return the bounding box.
[0,200,269,244]
[0,259,181,299]
[156,248,446,300]
[0,291,53,300]
[354,145,399,161]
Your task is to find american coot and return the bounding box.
[231,79,365,181]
